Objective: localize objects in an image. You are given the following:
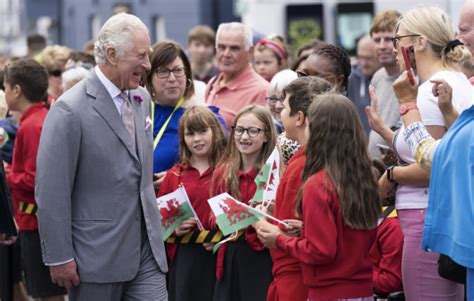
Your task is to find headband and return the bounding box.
[442,39,464,55]
[256,39,288,60]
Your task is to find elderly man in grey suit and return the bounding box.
[35,13,168,300]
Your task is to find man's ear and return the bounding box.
[105,47,118,65]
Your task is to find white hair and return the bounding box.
[62,66,89,92]
[94,13,148,65]
[268,69,298,95]
[216,22,253,50]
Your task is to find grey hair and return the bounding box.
[216,22,253,50]
[94,13,148,65]
[268,69,298,96]
[62,66,89,92]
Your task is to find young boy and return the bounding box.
[187,25,218,83]
[5,58,66,301]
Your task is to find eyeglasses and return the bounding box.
[265,96,283,104]
[232,126,266,137]
[391,34,421,48]
[49,69,63,77]
[156,67,186,79]
[296,70,308,78]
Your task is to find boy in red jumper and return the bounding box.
[262,76,332,301]
[5,58,65,300]
[258,94,381,301]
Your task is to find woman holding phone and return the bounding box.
[366,6,472,301]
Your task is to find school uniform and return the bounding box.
[6,103,66,298]
[211,166,273,301]
[369,214,404,294]
[268,146,308,301]
[276,170,375,300]
[157,163,216,301]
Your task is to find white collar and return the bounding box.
[95,66,123,100]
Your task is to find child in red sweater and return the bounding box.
[5,59,66,299]
[257,94,382,301]
[261,76,332,301]
[211,105,277,301]
[157,106,227,301]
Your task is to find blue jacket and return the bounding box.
[422,105,474,268]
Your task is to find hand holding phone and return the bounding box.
[401,46,416,85]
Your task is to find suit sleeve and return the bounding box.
[276,179,337,264]
[373,218,404,293]
[36,100,81,264]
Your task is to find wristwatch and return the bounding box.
[387,165,396,183]
[399,103,418,116]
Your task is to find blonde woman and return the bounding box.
[366,6,472,300]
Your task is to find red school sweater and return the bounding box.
[276,170,376,300]
[7,103,48,231]
[270,146,305,276]
[369,216,404,294]
[209,165,265,280]
[158,163,215,263]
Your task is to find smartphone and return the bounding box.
[401,45,416,85]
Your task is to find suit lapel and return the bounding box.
[86,72,139,163]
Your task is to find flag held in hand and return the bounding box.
[156,185,202,240]
[252,146,280,207]
[207,193,261,236]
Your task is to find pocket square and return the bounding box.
[145,116,152,131]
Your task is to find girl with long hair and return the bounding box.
[157,105,227,301]
[211,105,277,301]
[258,94,381,301]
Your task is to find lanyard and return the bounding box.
[151,97,185,150]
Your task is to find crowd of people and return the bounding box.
[0,1,473,301]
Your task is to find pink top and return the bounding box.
[205,65,268,128]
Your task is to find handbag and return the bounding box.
[437,254,466,284]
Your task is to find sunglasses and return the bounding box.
[49,69,63,77]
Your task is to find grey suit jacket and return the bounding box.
[36,70,168,283]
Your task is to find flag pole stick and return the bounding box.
[180,184,204,231]
[242,203,289,228]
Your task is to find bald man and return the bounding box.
[348,34,381,137]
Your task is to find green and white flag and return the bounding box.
[156,185,203,240]
[207,193,261,236]
[252,146,281,207]
[0,128,8,148]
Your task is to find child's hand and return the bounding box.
[379,170,396,198]
[282,219,303,237]
[153,172,166,190]
[203,242,214,251]
[256,222,282,248]
[174,218,196,236]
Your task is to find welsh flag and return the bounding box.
[156,185,203,240]
[0,128,8,148]
[207,193,261,236]
[251,146,281,207]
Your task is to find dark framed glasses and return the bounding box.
[156,67,186,79]
[265,96,284,104]
[391,34,421,48]
[49,69,63,77]
[232,126,266,138]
